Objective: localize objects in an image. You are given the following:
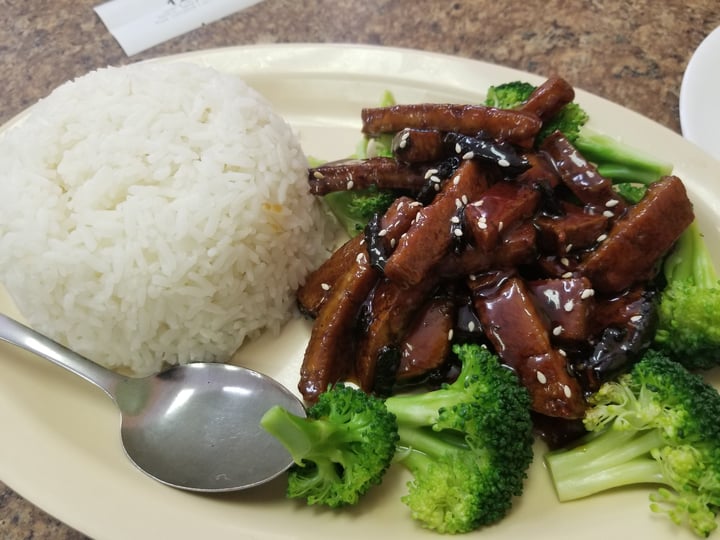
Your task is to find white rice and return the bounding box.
[0,61,334,375]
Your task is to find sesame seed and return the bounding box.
[563,385,573,398]
[346,180,354,190]
[450,216,461,224]
[560,257,570,267]
[356,253,367,265]
[430,175,441,183]
[462,151,475,160]
[406,343,414,351]
[552,325,564,336]
[468,321,476,332]
[568,150,587,168]
[566,243,573,253]
[477,217,488,230]
[564,300,574,312]
[313,171,325,180]
[498,158,510,168]
[630,314,642,323]
[455,198,463,209]
[448,329,454,341]
[558,349,567,357]
[453,175,461,185]
[544,289,561,310]
[425,168,439,179]
[606,199,620,208]
[409,201,423,207]
[603,210,614,218]
[453,228,464,237]
[468,274,477,281]
[498,221,504,232]
[536,371,547,384]
[455,143,462,154]
[378,228,388,237]
[586,170,596,178]
[434,184,441,191]
[461,195,469,205]
[562,271,573,278]
[390,238,396,248]
[320,283,331,291]
[580,288,595,300]
[596,233,608,242]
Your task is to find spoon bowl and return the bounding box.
[0,313,305,492]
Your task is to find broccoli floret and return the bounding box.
[654,221,720,370]
[484,81,672,187]
[545,350,720,537]
[322,186,397,237]
[484,81,536,110]
[259,384,398,507]
[385,343,535,534]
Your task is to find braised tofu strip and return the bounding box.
[298,76,694,421]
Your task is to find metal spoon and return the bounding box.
[0,313,305,492]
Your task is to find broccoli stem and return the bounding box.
[385,391,464,428]
[595,163,666,185]
[574,132,673,183]
[663,221,718,287]
[260,405,325,465]
[396,425,468,459]
[545,428,668,501]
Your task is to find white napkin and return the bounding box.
[94,0,263,56]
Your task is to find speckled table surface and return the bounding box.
[1,1,718,538]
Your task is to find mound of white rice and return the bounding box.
[0,61,334,375]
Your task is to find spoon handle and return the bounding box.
[0,313,121,399]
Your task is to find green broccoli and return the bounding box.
[323,186,397,237]
[259,384,398,507]
[356,90,397,159]
[544,350,720,537]
[654,220,720,370]
[484,81,673,188]
[386,343,535,534]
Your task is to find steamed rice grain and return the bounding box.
[0,61,334,375]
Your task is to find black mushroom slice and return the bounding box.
[442,132,531,175]
[579,175,695,294]
[307,157,427,195]
[574,288,659,392]
[361,103,542,147]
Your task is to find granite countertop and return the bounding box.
[1,1,719,538]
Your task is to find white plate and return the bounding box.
[2,44,720,540]
[680,25,720,160]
